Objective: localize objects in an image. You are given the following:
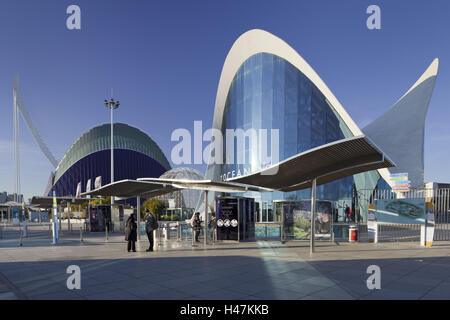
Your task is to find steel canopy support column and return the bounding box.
[310,178,317,255]
[137,195,141,242]
[204,190,209,246]
[67,202,71,233]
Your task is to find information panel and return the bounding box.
[216,198,239,241]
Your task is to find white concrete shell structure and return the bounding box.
[206,29,387,184]
[203,29,438,219]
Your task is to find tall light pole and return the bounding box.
[104,97,120,206]
[13,86,20,203]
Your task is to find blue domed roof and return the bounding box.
[54,123,171,183]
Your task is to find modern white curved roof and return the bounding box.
[212,29,362,136]
[209,29,439,190]
[210,29,393,186]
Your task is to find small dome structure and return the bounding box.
[157,167,205,209]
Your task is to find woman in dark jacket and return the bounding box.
[125,213,137,252]
[192,212,202,242]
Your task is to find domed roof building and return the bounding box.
[156,167,205,210]
[45,123,171,197]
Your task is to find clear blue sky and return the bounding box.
[0,0,449,200]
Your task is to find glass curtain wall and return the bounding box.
[221,53,355,220]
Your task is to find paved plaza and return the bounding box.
[1,228,450,300]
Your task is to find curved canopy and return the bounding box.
[228,135,395,192]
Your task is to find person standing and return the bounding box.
[344,204,351,223]
[192,212,202,242]
[125,213,137,252]
[209,214,217,243]
[144,209,158,252]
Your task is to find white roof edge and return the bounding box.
[396,58,439,103]
[211,29,397,186]
[212,29,363,137]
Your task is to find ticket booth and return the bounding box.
[215,196,256,242]
[87,205,112,232]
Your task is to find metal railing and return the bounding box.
[356,187,450,241]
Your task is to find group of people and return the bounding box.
[125,210,216,251]
[125,208,158,252]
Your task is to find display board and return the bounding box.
[216,198,239,241]
[373,198,425,224]
[281,200,332,240]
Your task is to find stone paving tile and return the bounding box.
[0,284,10,293]
[152,276,199,289]
[0,291,17,300]
[121,282,171,297]
[137,273,176,284]
[382,279,441,298]
[251,287,305,300]
[77,283,118,296]
[280,281,327,297]
[195,288,249,300]
[173,281,222,297]
[83,271,134,284]
[331,281,371,299]
[300,286,353,300]
[361,288,424,300]
[110,278,150,289]
[85,289,141,300]
[131,288,192,300]
[13,279,67,296]
[224,281,275,296]
[28,289,84,300]
[297,275,336,288]
[420,281,450,299]
[2,235,450,300]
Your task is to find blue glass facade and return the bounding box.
[220,53,354,202]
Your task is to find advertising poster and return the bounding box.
[374,198,425,224]
[282,200,332,240]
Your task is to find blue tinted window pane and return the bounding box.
[221,53,355,201]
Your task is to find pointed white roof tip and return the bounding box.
[397,58,439,102]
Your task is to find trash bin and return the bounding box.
[349,225,358,242]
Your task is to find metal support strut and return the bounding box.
[310,178,317,255]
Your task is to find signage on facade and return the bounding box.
[390,173,410,191]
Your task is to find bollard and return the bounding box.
[105,225,108,241]
[80,226,84,242]
[48,224,52,237]
[153,229,158,251]
[165,225,170,240]
[19,226,23,247]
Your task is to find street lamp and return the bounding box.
[104,97,120,206]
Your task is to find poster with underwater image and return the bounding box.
[374,198,425,224]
